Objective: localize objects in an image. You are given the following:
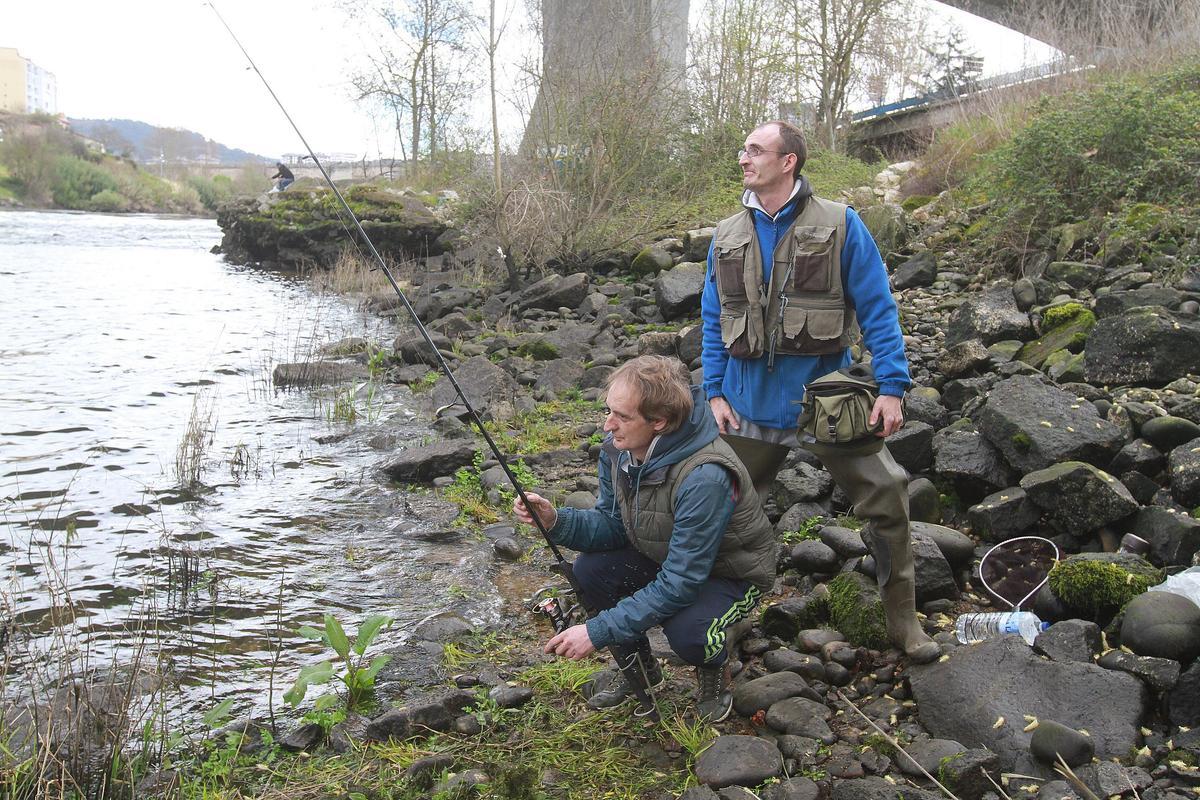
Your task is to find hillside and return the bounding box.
[68,118,270,165]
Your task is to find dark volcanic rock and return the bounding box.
[946,284,1033,346]
[968,487,1041,543]
[910,521,976,570]
[1131,506,1200,566]
[431,356,519,421]
[1169,437,1200,507]
[654,261,706,318]
[1094,285,1184,318]
[909,532,959,602]
[773,464,835,507]
[516,272,590,311]
[904,392,952,430]
[395,332,454,366]
[1143,415,1200,451]
[978,376,1126,473]
[1030,720,1094,767]
[933,425,1014,500]
[1120,590,1200,664]
[1084,306,1200,387]
[1035,619,1101,664]
[1109,439,1167,477]
[1096,649,1181,692]
[381,439,479,483]
[885,421,934,473]
[413,286,478,323]
[1019,461,1139,535]
[909,637,1147,770]
[764,696,835,742]
[272,361,369,387]
[733,672,820,717]
[363,691,476,741]
[694,734,783,789]
[892,251,937,290]
[1170,661,1200,727]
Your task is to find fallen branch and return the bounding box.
[833,689,963,800]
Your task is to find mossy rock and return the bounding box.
[1047,553,1163,618]
[827,572,888,649]
[1017,311,1095,369]
[630,246,674,276]
[901,194,935,213]
[1041,302,1095,332]
[515,339,560,361]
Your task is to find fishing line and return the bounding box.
[205,1,564,559]
[208,4,660,718]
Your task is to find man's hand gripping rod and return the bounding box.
[208,3,658,720]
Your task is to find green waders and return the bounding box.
[724,416,939,663]
[805,440,938,662]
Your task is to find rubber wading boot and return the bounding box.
[879,576,940,664]
[586,644,665,710]
[695,661,733,723]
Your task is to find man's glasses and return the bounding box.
[738,145,788,160]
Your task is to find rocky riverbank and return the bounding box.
[156,156,1200,800]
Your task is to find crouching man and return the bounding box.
[514,355,775,722]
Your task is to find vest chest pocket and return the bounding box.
[781,306,846,353]
[716,246,750,304]
[791,225,837,293]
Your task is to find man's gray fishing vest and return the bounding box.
[712,195,859,362]
[604,438,776,594]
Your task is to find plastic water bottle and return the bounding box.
[955,611,1049,646]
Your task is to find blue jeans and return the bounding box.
[573,548,761,667]
[276,177,294,191]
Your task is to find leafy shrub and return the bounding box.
[186,174,235,212]
[89,189,131,213]
[51,156,119,208]
[971,60,1200,258]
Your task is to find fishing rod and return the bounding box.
[207,3,659,719]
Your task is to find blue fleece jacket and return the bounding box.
[701,184,911,430]
[549,387,738,650]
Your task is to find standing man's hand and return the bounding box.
[544,624,595,659]
[870,395,905,437]
[709,397,740,435]
[513,492,557,531]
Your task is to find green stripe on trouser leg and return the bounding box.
[704,585,762,663]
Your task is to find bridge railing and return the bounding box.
[851,58,1079,123]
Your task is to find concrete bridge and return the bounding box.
[935,0,1186,52]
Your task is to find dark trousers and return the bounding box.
[573,548,761,667]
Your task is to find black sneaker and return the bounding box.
[695,663,733,723]
[586,654,665,710]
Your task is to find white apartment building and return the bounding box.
[0,47,57,114]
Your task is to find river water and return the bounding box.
[0,210,504,721]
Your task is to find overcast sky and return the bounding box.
[5,0,1055,160]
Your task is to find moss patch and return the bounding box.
[828,572,888,649]
[1041,303,1095,332]
[1047,555,1162,617]
[515,339,560,361]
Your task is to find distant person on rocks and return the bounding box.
[699,119,940,664]
[270,161,294,192]
[513,355,776,722]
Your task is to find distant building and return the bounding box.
[281,151,359,165]
[0,47,57,114]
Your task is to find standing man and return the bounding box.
[700,120,939,664]
[514,356,776,722]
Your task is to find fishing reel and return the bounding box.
[526,584,585,634]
